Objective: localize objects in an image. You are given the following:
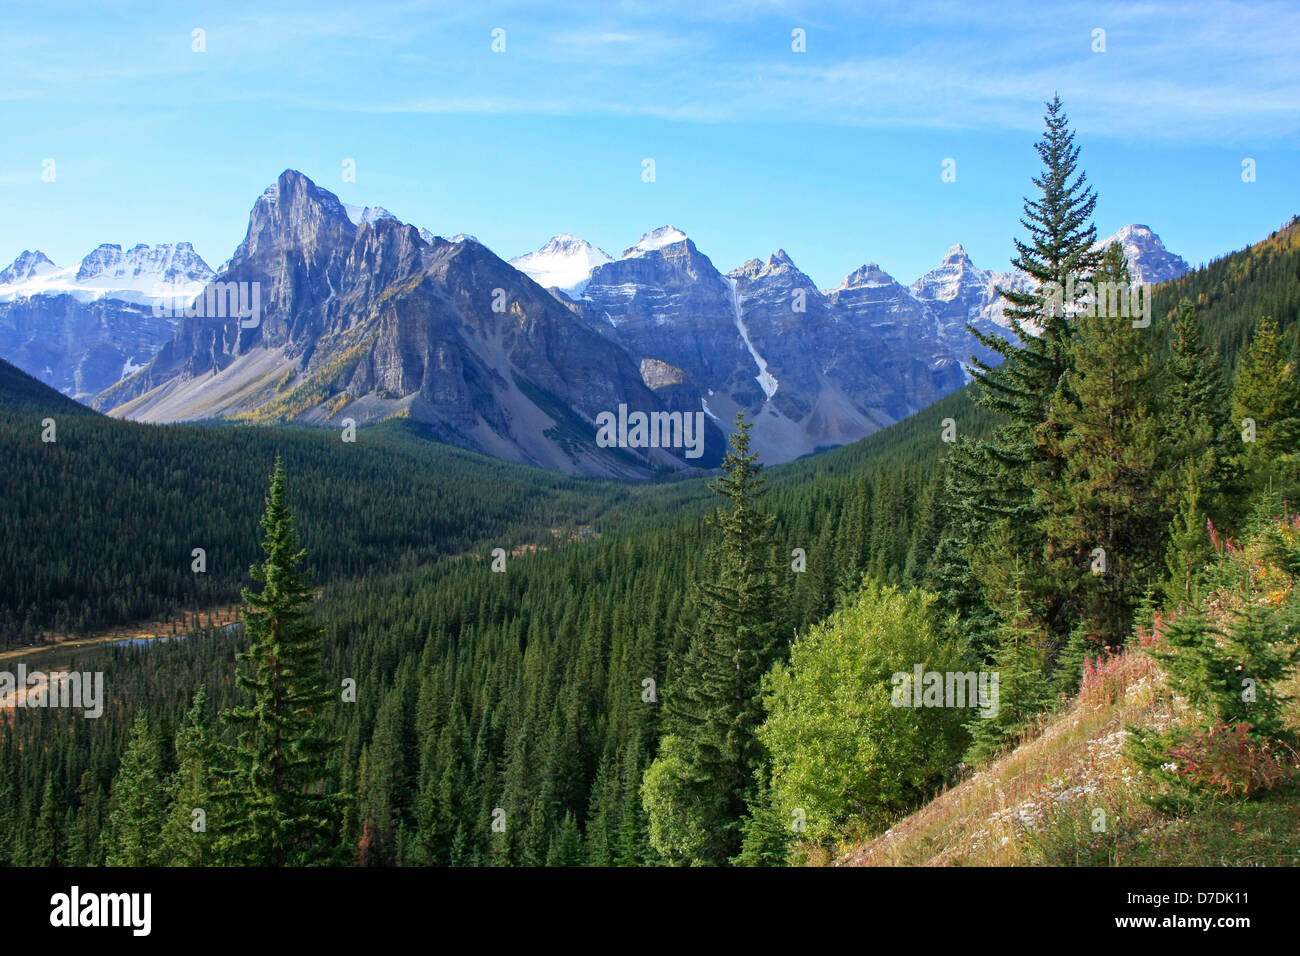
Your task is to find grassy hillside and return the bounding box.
[838,516,1300,868]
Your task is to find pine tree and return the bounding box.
[0,734,16,866]
[545,812,584,866]
[1230,317,1300,508]
[643,413,777,865]
[1038,242,1164,648]
[160,688,214,866]
[67,772,107,867]
[949,95,1102,652]
[733,768,791,866]
[214,457,340,866]
[1163,468,1212,612]
[32,776,63,867]
[965,571,1053,764]
[1157,299,1229,608]
[1149,605,1299,743]
[1160,300,1227,494]
[103,715,168,866]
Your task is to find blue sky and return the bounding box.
[2,0,1297,287]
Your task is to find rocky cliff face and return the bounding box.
[910,244,1035,368]
[576,235,966,463]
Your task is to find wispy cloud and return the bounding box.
[2,0,1296,141]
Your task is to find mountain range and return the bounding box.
[0,170,1190,476]
[0,243,214,398]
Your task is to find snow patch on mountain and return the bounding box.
[726,276,778,400]
[510,234,613,295]
[623,226,688,259]
[343,204,398,226]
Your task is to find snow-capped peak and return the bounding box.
[510,234,613,295]
[0,250,59,286]
[1094,224,1190,285]
[1107,223,1155,243]
[622,226,689,259]
[343,203,398,226]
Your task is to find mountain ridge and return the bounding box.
[1,169,1192,475]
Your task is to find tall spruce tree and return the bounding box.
[32,776,64,867]
[1163,469,1212,612]
[214,457,340,866]
[946,95,1102,654]
[643,413,777,865]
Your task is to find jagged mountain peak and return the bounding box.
[231,170,357,270]
[250,169,352,223]
[0,250,59,286]
[1110,223,1155,241]
[838,261,899,290]
[258,168,314,201]
[539,234,609,256]
[729,257,765,279]
[912,244,991,300]
[1096,223,1189,284]
[728,249,808,286]
[74,242,213,284]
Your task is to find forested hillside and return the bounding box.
[0,377,628,647]
[2,104,1298,868]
